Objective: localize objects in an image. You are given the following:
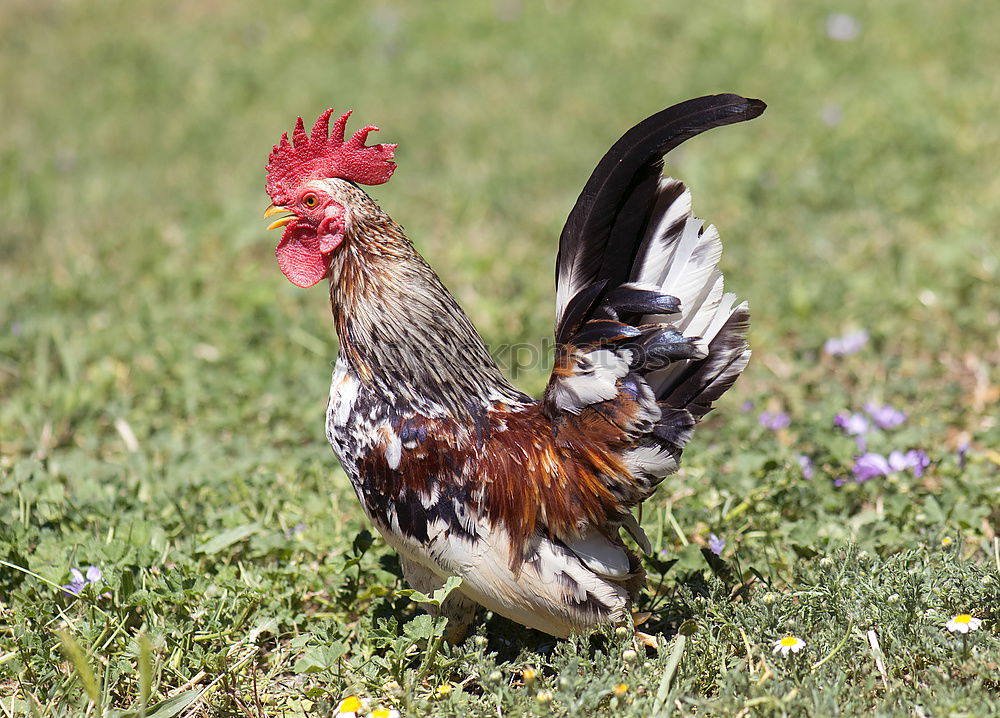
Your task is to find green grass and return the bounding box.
[2,0,999,715]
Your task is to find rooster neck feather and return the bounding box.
[328,205,525,419]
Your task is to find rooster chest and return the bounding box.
[324,359,485,551]
[324,361,384,486]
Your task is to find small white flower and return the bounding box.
[825,13,861,41]
[946,614,982,634]
[772,635,806,656]
[335,696,364,718]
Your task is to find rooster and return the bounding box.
[263,94,765,640]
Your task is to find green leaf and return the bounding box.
[143,690,200,718]
[792,543,820,559]
[403,613,436,641]
[195,523,260,555]
[652,632,687,714]
[678,619,699,636]
[293,643,345,673]
[401,575,464,607]
[55,630,100,705]
[138,634,152,717]
[922,495,945,524]
[352,529,374,556]
[105,690,200,718]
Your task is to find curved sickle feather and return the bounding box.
[554,94,765,330]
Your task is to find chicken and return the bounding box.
[263,94,765,640]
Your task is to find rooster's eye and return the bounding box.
[302,193,318,208]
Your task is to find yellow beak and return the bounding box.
[263,204,296,230]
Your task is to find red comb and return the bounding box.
[265,108,397,205]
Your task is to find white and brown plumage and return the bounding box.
[263,95,765,640]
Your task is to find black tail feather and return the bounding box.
[554,94,765,335]
[661,304,751,421]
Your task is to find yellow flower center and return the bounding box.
[953,614,972,624]
[372,709,393,718]
[780,636,799,646]
[338,696,362,713]
[436,683,452,695]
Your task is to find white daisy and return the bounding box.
[945,614,982,634]
[335,696,365,718]
[772,635,806,656]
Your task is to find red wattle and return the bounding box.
[317,214,346,254]
[275,223,329,288]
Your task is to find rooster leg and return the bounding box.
[399,556,478,644]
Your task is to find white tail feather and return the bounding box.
[631,178,746,397]
[631,184,693,287]
[635,181,732,337]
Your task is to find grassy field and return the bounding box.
[2,0,999,715]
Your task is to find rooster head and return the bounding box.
[264,108,397,287]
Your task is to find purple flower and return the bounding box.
[849,450,930,484]
[887,451,910,472]
[904,449,929,477]
[758,411,790,431]
[834,412,869,436]
[61,566,102,597]
[798,454,814,480]
[740,400,755,413]
[958,442,969,470]
[864,402,906,430]
[707,533,726,557]
[824,329,869,356]
[834,412,870,449]
[853,452,891,483]
[883,449,929,476]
